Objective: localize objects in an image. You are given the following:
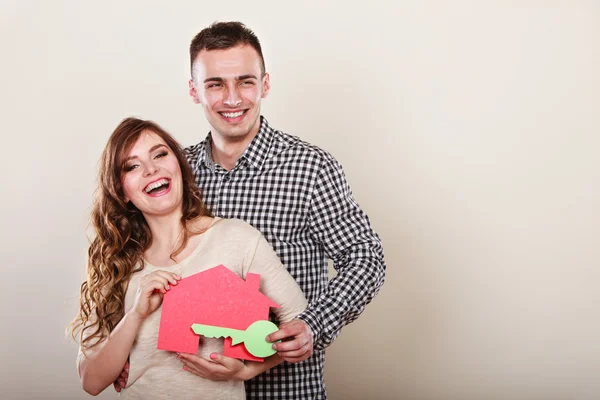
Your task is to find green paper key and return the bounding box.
[191,320,279,358]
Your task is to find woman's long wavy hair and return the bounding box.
[68,117,212,350]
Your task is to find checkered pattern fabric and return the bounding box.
[185,117,386,400]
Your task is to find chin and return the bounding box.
[213,114,259,137]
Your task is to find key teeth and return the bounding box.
[191,324,229,339]
[211,334,229,339]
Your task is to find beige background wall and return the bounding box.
[1,1,599,399]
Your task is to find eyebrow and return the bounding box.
[203,74,258,84]
[123,144,168,163]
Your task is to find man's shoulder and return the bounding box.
[184,140,205,158]
[183,139,208,170]
[272,128,338,167]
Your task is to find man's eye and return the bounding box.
[241,81,254,86]
[207,83,222,89]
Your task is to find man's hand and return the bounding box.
[113,360,129,392]
[178,352,247,381]
[266,319,313,363]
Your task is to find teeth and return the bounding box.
[144,179,169,193]
[221,111,244,118]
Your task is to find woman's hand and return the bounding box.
[177,353,248,381]
[129,271,181,320]
[178,351,285,382]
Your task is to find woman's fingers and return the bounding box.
[151,270,182,286]
[133,270,184,318]
[141,271,182,289]
[142,279,171,294]
[177,353,243,381]
[141,271,181,293]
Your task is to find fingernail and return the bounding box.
[210,353,216,360]
[272,344,277,350]
[166,285,170,290]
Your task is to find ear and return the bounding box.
[189,79,201,104]
[261,72,271,99]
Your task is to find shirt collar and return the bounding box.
[200,116,275,171]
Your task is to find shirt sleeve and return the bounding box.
[295,152,386,351]
[244,230,309,324]
[75,309,102,378]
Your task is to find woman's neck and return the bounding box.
[144,211,185,254]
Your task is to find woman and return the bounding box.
[68,117,307,398]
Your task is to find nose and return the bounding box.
[142,161,159,177]
[223,84,242,107]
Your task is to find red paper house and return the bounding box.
[157,265,280,361]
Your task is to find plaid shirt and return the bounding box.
[184,117,386,399]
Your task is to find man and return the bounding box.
[117,21,385,399]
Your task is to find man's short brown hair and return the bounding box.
[189,21,265,77]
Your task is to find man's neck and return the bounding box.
[210,128,260,171]
[210,140,246,171]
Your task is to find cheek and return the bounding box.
[121,176,136,200]
[168,159,183,180]
[242,87,261,102]
[203,91,222,107]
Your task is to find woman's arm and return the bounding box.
[78,311,144,395]
[243,232,312,362]
[243,232,308,323]
[78,270,180,395]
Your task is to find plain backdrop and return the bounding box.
[1,1,599,399]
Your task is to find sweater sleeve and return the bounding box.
[75,309,102,377]
[244,231,308,324]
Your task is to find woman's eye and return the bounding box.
[154,151,168,159]
[124,164,139,172]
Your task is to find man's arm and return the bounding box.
[295,152,386,351]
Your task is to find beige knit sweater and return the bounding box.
[77,218,307,399]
